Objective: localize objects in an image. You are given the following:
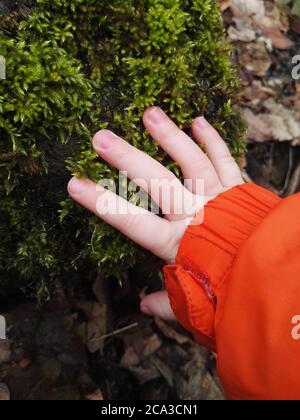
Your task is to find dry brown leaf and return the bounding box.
[175,356,225,401]
[219,0,230,12]
[143,333,162,358]
[230,0,265,24]
[242,80,273,103]
[228,25,256,42]
[155,317,190,345]
[121,333,161,368]
[243,99,300,143]
[264,99,300,143]
[19,358,31,370]
[291,15,300,34]
[0,340,11,364]
[242,108,272,142]
[262,27,294,49]
[0,383,10,401]
[263,1,290,32]
[128,365,160,385]
[76,301,107,353]
[86,388,104,401]
[239,42,272,76]
[120,346,140,367]
[92,273,108,305]
[151,355,174,387]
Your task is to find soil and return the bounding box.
[0,277,224,400]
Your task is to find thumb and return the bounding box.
[140,291,176,321]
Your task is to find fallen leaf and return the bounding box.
[230,0,265,24]
[0,383,10,401]
[242,108,273,142]
[242,80,273,103]
[291,15,300,34]
[239,42,272,76]
[263,99,300,143]
[155,317,190,345]
[262,27,294,49]
[242,99,300,143]
[151,355,174,387]
[228,25,257,42]
[19,358,32,370]
[120,347,140,367]
[121,332,162,368]
[175,347,225,400]
[92,272,109,305]
[120,346,140,367]
[143,333,162,358]
[86,388,103,400]
[262,1,289,32]
[219,0,230,12]
[0,340,11,364]
[76,301,107,353]
[128,365,160,385]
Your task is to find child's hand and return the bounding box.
[68,107,243,320]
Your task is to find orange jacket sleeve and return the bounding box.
[164,183,300,400]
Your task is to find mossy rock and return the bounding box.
[0,0,246,299]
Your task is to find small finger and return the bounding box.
[143,107,223,196]
[140,291,176,321]
[192,117,244,188]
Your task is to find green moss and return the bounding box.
[0,0,246,298]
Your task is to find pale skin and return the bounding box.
[68,107,244,321]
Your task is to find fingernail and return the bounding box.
[68,177,86,196]
[195,116,209,129]
[146,107,166,125]
[93,130,116,152]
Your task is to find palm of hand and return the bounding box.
[68,107,243,320]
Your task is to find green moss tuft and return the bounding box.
[0,0,246,297]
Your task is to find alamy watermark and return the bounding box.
[0,55,6,80]
[0,315,6,340]
[291,315,300,340]
[292,55,300,80]
[94,171,205,225]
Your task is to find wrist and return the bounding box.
[164,183,281,348]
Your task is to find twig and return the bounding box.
[91,322,139,342]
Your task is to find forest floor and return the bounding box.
[0,0,300,400]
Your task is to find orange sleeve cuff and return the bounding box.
[164,183,281,350]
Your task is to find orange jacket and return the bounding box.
[164,183,300,400]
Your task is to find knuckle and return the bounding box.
[122,214,143,232]
[219,155,236,166]
[163,129,186,146]
[182,155,211,176]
